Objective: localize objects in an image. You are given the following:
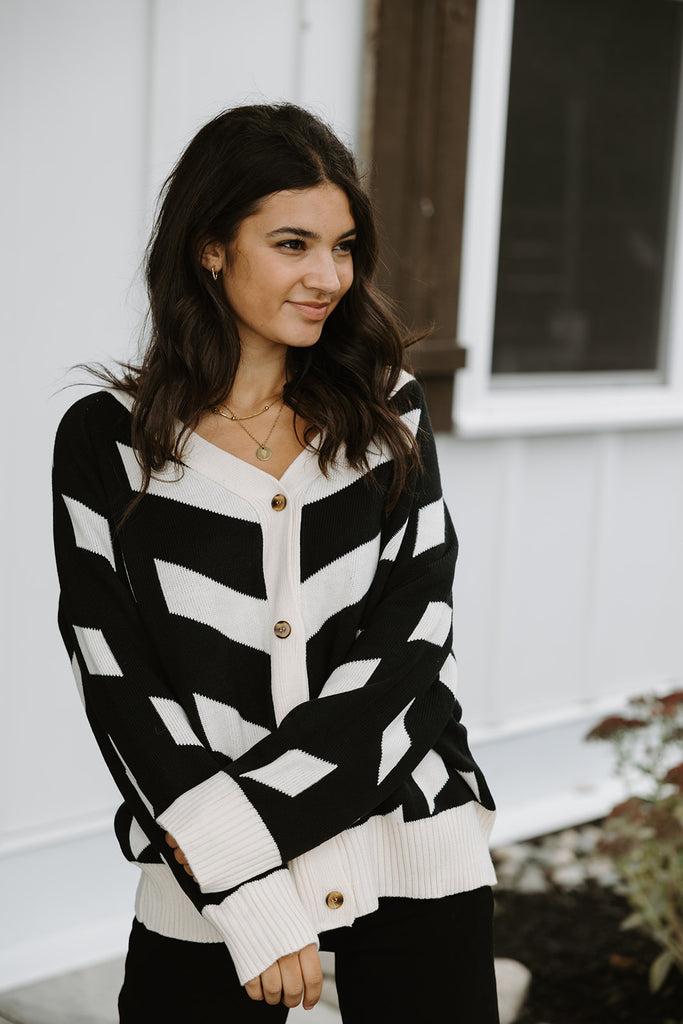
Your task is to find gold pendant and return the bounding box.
[256,445,272,461]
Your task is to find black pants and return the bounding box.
[118,886,499,1023]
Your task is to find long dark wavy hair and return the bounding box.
[99,103,419,511]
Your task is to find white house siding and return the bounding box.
[2,0,682,992]
[440,428,683,846]
[448,0,683,846]
[0,0,366,990]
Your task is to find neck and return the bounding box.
[228,348,288,413]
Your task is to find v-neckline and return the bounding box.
[106,387,322,502]
[182,426,322,497]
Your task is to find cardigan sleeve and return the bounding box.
[52,397,318,985]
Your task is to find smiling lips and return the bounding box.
[288,300,331,321]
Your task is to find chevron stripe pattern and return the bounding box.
[194,694,271,760]
[52,378,495,981]
[412,749,449,814]
[241,749,337,796]
[155,559,271,652]
[73,625,123,677]
[116,441,259,521]
[63,495,116,568]
[378,700,415,785]
[150,697,203,747]
[301,533,382,640]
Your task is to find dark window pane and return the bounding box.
[492,0,682,376]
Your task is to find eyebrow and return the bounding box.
[266,227,357,242]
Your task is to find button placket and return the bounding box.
[261,486,309,724]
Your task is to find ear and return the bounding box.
[200,240,225,273]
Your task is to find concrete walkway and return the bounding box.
[0,952,530,1023]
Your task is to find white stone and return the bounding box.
[575,825,603,856]
[584,856,620,888]
[551,862,587,889]
[289,997,341,1022]
[515,863,549,894]
[495,958,532,1024]
[533,844,576,869]
[549,828,581,852]
[319,950,336,978]
[495,861,525,889]
[493,843,530,865]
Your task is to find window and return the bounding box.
[456,0,683,434]
[492,0,683,380]
[368,0,683,433]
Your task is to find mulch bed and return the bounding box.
[493,884,683,1023]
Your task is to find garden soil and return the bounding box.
[494,884,683,1023]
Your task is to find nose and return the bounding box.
[302,251,341,295]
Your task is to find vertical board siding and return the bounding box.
[2,0,152,849]
[492,434,602,721]
[440,429,683,732]
[2,0,365,856]
[146,0,301,200]
[1,0,366,988]
[440,435,510,726]
[440,427,683,849]
[298,0,367,141]
[591,430,683,695]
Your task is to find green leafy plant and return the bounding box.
[586,689,683,992]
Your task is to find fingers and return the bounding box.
[259,961,286,1006]
[244,946,322,1008]
[244,976,264,1002]
[163,832,196,880]
[278,952,305,1008]
[299,945,323,1010]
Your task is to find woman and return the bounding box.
[53,103,499,1022]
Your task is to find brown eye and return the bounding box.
[277,239,306,251]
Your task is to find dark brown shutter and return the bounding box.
[367,0,477,429]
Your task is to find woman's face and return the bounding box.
[214,183,356,354]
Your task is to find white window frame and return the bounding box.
[455,0,683,437]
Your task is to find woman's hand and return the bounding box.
[164,831,196,880]
[245,945,323,1009]
[164,834,322,1007]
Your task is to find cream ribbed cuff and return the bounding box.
[157,771,281,893]
[202,868,319,984]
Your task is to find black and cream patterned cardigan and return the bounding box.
[52,372,496,984]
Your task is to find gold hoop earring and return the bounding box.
[211,268,218,281]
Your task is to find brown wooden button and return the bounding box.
[274,620,291,638]
[271,493,287,511]
[325,890,344,910]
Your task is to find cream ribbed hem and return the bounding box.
[157,771,281,893]
[135,862,223,943]
[289,800,497,931]
[135,801,496,981]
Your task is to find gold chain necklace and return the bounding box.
[213,395,282,423]
[219,399,286,461]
